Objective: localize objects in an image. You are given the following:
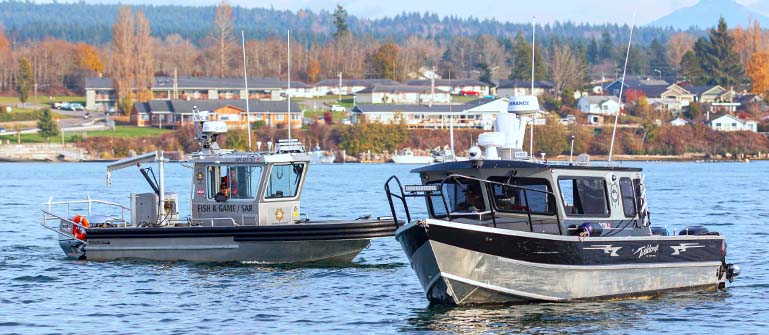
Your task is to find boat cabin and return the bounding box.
[189,140,310,226]
[400,160,652,237]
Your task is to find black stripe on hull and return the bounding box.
[85,220,397,241]
[405,221,723,266]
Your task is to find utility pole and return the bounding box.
[338,72,342,103]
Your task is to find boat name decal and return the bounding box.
[196,204,254,213]
[234,155,260,163]
[584,244,622,257]
[633,244,659,258]
[671,243,704,255]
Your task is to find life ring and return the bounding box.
[71,215,90,240]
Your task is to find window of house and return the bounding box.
[140,115,149,121]
[265,163,305,199]
[732,123,737,127]
[715,122,721,127]
[488,176,555,215]
[619,177,637,217]
[207,165,263,200]
[255,114,263,120]
[219,115,232,121]
[276,114,285,121]
[292,114,300,120]
[558,177,609,216]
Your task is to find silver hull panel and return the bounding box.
[61,236,370,263]
[410,239,722,305]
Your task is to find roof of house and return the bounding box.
[578,96,620,104]
[133,99,301,115]
[606,76,670,90]
[314,79,400,87]
[497,80,554,89]
[356,85,449,94]
[688,85,725,96]
[404,79,488,87]
[638,85,671,98]
[87,76,285,90]
[353,103,467,114]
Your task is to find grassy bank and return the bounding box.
[0,126,172,143]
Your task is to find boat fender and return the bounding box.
[678,225,708,235]
[71,215,90,240]
[650,226,668,236]
[577,222,603,237]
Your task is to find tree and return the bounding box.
[16,57,34,104]
[694,17,744,86]
[212,0,235,78]
[666,32,696,73]
[600,31,614,61]
[746,51,769,95]
[509,33,547,80]
[332,4,350,40]
[112,6,135,115]
[37,107,59,141]
[134,10,154,101]
[680,50,704,85]
[74,42,105,73]
[548,44,584,96]
[366,43,399,79]
[477,63,493,86]
[305,59,321,83]
[647,38,668,78]
[586,38,599,65]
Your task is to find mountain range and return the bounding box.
[649,0,769,29]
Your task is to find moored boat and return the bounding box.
[384,96,740,305]
[42,111,396,263]
[391,149,434,164]
[310,145,335,164]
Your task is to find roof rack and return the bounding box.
[275,139,305,154]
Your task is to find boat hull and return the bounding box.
[63,219,396,263]
[391,156,434,164]
[397,219,727,305]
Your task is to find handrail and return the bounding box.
[384,176,409,228]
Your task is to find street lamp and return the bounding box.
[653,69,661,81]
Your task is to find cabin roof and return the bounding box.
[411,160,642,173]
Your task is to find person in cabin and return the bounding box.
[215,174,231,202]
[458,183,485,212]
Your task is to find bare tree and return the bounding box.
[549,44,584,96]
[666,32,695,72]
[112,6,135,114]
[134,10,154,101]
[212,0,235,78]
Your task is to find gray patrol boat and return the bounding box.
[42,114,395,263]
[385,96,740,305]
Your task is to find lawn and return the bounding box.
[0,95,86,107]
[0,126,171,144]
[304,111,349,123]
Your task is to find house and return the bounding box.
[576,96,620,115]
[313,79,400,96]
[351,98,524,129]
[647,98,683,116]
[657,84,695,106]
[496,80,554,97]
[404,79,490,96]
[131,99,302,129]
[708,113,757,132]
[670,117,688,126]
[86,76,285,112]
[281,81,323,98]
[355,85,451,105]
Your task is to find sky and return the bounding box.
[69,0,767,25]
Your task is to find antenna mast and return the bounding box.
[449,70,454,159]
[530,16,536,160]
[608,12,636,163]
[241,30,252,151]
[287,29,292,139]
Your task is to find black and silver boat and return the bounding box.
[385,96,740,305]
[42,113,395,263]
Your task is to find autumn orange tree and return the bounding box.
[367,43,399,79]
[746,51,769,95]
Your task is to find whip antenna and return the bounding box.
[608,12,636,163]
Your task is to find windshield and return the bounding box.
[265,163,305,199]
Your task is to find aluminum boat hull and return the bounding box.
[397,219,728,305]
[61,219,396,263]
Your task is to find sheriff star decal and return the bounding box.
[275,208,285,221]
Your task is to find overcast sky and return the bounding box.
[68,0,765,25]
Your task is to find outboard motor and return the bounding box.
[678,225,709,235]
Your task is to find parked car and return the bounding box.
[330,105,346,112]
[459,90,481,96]
[68,103,85,111]
[53,102,70,109]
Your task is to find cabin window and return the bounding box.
[619,177,637,217]
[265,163,305,199]
[488,177,556,215]
[558,177,609,216]
[207,165,263,200]
[427,179,486,217]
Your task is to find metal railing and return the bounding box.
[41,195,130,241]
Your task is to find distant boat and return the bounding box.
[391,149,434,164]
[310,146,335,164]
[432,148,468,163]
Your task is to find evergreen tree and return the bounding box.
[694,17,744,86]
[332,4,350,39]
[600,31,614,61]
[680,50,705,85]
[509,33,547,80]
[16,57,34,104]
[647,38,668,79]
[587,37,599,65]
[37,107,60,141]
[477,63,493,86]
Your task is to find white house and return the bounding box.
[576,96,620,115]
[708,114,758,132]
[647,98,683,116]
[355,85,451,105]
[670,117,688,126]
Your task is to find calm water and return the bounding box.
[1,161,768,334]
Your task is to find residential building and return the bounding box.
[647,98,683,116]
[576,96,620,115]
[131,99,302,129]
[670,117,688,126]
[496,80,554,97]
[355,85,451,105]
[404,79,490,96]
[708,113,757,132]
[351,98,527,130]
[314,79,400,96]
[85,76,285,112]
[604,76,669,97]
